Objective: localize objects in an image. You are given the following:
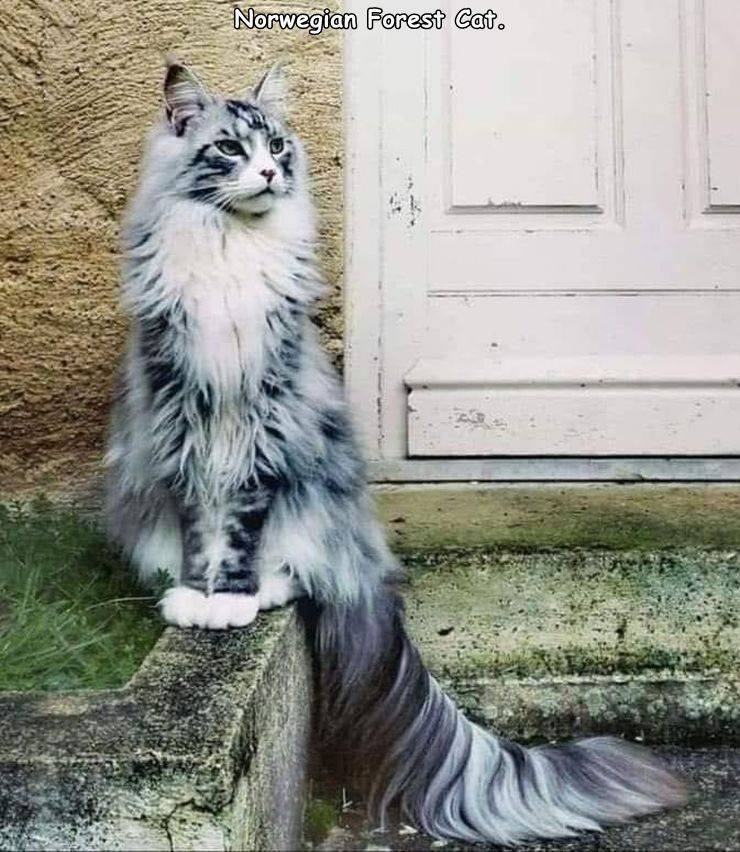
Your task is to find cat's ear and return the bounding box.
[252,65,288,116]
[164,60,210,136]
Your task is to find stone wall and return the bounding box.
[1,1,343,493]
[0,608,312,850]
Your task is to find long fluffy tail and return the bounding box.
[310,586,687,846]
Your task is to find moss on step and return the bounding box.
[402,549,740,682]
[305,796,341,846]
[376,485,740,552]
[399,545,740,742]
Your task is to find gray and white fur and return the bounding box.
[105,62,686,844]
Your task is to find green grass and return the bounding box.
[0,497,163,692]
[304,795,340,846]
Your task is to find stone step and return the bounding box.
[402,548,739,743]
[374,486,740,744]
[0,607,310,851]
[375,484,740,552]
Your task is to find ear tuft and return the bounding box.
[164,61,210,136]
[253,65,288,116]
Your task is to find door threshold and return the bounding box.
[368,457,740,483]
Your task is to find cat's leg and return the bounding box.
[160,490,270,629]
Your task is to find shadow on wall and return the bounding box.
[1,1,343,495]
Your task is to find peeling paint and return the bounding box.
[407,175,421,227]
[388,178,421,227]
[454,409,505,431]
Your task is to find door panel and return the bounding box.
[345,0,740,463]
[423,292,740,359]
[705,0,740,208]
[406,355,740,456]
[450,1,601,208]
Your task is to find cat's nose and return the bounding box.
[260,168,276,184]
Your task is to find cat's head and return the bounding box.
[159,61,301,216]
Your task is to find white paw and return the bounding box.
[201,592,259,630]
[159,586,207,628]
[159,587,259,630]
[258,572,301,610]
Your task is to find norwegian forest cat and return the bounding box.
[104,61,685,845]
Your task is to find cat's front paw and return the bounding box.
[258,571,301,610]
[159,587,259,630]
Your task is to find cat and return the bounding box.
[104,60,686,845]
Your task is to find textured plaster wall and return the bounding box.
[1,1,343,493]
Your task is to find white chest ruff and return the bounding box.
[147,207,306,494]
[182,264,272,396]
[159,208,296,397]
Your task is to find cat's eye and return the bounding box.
[215,139,245,157]
[269,137,285,155]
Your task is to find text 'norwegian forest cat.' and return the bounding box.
[104,61,686,845]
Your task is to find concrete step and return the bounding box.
[403,548,739,743]
[374,486,740,744]
[0,607,310,851]
[375,484,740,552]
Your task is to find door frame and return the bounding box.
[342,3,740,483]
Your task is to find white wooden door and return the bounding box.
[345,0,740,479]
